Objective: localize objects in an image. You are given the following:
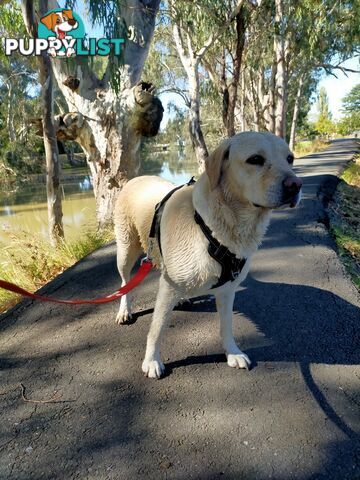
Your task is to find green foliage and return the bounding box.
[317,87,331,119]
[342,84,360,115]
[336,84,360,135]
[65,0,128,93]
[329,156,360,290]
[314,86,336,136]
[337,114,360,136]
[315,115,336,136]
[0,1,26,62]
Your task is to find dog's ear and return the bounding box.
[62,9,74,20]
[40,12,56,31]
[205,141,231,190]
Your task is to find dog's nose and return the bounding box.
[282,176,302,195]
[68,19,76,26]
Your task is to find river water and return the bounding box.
[0,150,199,245]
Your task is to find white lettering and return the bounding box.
[48,37,62,52]
[62,37,76,51]
[35,39,49,55]
[5,39,18,55]
[19,38,34,56]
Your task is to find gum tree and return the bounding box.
[21,0,163,227]
[169,0,245,169]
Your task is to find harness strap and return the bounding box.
[149,177,247,290]
[194,211,247,288]
[149,177,196,255]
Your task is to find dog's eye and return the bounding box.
[246,155,265,166]
[287,154,294,165]
[56,18,61,23]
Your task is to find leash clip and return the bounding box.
[142,238,154,264]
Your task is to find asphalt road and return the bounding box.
[0,138,359,480]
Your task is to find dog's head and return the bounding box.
[206,132,302,209]
[40,10,78,39]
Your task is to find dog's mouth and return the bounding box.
[253,191,301,210]
[280,191,301,209]
[57,29,66,40]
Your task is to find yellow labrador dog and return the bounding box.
[114,132,302,378]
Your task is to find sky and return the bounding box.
[308,56,360,121]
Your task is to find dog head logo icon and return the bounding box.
[40,10,78,40]
[38,9,85,57]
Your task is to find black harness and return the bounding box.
[149,179,247,289]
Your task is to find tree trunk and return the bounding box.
[188,68,209,170]
[223,9,245,137]
[7,83,16,144]
[40,0,64,245]
[289,75,305,151]
[41,61,64,244]
[172,23,208,170]
[22,0,64,245]
[267,55,277,133]
[274,0,287,138]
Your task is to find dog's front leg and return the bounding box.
[215,289,251,370]
[142,275,179,379]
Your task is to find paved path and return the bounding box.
[0,139,359,480]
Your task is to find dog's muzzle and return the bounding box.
[281,176,302,208]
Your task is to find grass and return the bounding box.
[329,154,360,290]
[0,227,114,314]
[293,138,330,158]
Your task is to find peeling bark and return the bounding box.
[31,83,163,226]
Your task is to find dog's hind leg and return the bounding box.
[215,289,251,370]
[142,275,180,379]
[115,222,142,325]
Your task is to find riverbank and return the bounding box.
[0,228,114,314]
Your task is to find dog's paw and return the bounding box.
[227,352,251,370]
[115,311,132,325]
[142,359,165,379]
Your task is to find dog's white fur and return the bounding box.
[114,132,302,378]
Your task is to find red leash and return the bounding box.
[0,259,153,305]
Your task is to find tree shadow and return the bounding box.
[166,276,359,445]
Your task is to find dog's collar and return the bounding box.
[193,211,247,288]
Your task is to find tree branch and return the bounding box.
[159,87,190,107]
[195,0,245,62]
[172,23,191,70]
[317,63,360,77]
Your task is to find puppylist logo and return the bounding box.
[5,9,125,58]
